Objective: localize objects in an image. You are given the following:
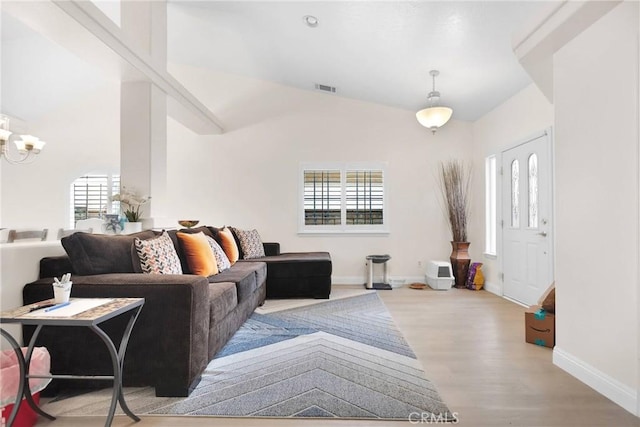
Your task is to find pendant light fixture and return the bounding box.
[416,70,453,134]
[0,115,46,164]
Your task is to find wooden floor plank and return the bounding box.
[35,286,638,426]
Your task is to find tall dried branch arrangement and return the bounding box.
[438,160,471,242]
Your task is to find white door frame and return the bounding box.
[498,127,555,304]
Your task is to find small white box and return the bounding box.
[425,261,454,290]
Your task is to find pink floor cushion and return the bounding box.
[1,347,51,407]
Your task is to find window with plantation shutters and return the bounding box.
[346,170,383,225]
[70,174,120,227]
[300,163,388,233]
[304,170,341,225]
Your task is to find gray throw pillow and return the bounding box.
[233,228,265,259]
[206,236,231,272]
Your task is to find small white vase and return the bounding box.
[123,222,143,234]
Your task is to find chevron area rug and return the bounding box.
[44,292,455,421]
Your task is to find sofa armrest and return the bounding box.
[23,273,210,397]
[39,256,75,279]
[263,242,280,256]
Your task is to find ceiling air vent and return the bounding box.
[314,83,337,94]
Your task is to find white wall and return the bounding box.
[0,83,120,235]
[470,83,554,294]
[0,241,65,347]
[552,1,639,413]
[1,59,475,284]
[166,64,473,283]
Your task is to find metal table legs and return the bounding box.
[1,304,142,427]
[90,307,142,426]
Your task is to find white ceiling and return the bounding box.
[167,1,554,121]
[1,12,111,122]
[1,1,557,123]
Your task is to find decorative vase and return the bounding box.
[123,222,142,234]
[450,241,471,289]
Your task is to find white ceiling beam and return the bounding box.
[512,0,621,103]
[3,0,224,135]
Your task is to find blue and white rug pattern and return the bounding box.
[152,293,455,420]
[218,292,416,358]
[44,293,455,421]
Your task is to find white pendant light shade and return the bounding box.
[416,106,453,130]
[417,70,453,134]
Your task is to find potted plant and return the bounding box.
[438,160,471,288]
[111,187,149,234]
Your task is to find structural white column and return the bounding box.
[120,82,167,221]
[120,1,170,228]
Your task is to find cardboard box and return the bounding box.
[525,305,555,348]
[538,282,555,305]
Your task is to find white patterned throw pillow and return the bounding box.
[234,228,265,259]
[134,231,183,274]
[206,236,231,272]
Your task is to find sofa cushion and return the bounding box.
[177,232,218,277]
[165,229,215,274]
[134,231,183,275]
[233,228,265,259]
[254,259,267,287]
[263,242,280,257]
[208,261,265,302]
[228,227,245,260]
[218,227,239,264]
[209,282,237,326]
[206,236,231,272]
[206,226,222,241]
[177,226,215,239]
[247,252,332,278]
[61,230,156,275]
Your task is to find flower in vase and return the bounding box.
[111,187,150,222]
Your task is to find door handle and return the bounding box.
[538,231,547,237]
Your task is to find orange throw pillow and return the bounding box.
[177,232,218,277]
[218,227,239,264]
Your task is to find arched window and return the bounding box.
[70,174,120,227]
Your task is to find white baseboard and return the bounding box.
[332,276,425,288]
[553,346,638,415]
[332,276,367,286]
[483,280,501,296]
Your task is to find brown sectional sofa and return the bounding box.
[21,226,332,397]
[256,252,332,299]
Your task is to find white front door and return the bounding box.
[501,131,553,306]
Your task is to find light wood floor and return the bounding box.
[34,286,638,427]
